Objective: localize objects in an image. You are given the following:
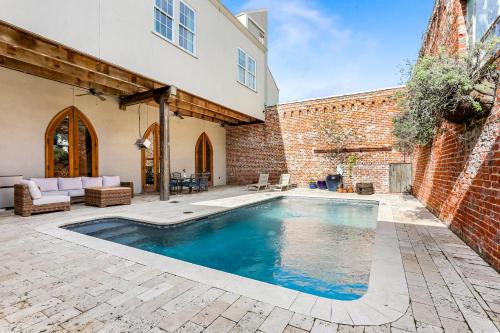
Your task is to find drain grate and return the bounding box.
[169,201,180,203]
[183,211,193,214]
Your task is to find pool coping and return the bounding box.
[35,191,409,326]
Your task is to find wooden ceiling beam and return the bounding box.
[168,105,223,124]
[176,90,252,122]
[0,40,145,94]
[0,55,123,96]
[120,87,241,124]
[0,20,256,126]
[0,21,159,91]
[119,86,171,109]
[173,98,239,124]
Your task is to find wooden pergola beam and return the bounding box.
[0,20,259,126]
[176,90,253,122]
[173,98,239,124]
[0,21,158,91]
[0,55,124,96]
[0,40,145,94]
[119,86,171,109]
[314,146,393,154]
[120,87,247,124]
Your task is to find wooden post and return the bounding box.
[157,92,169,201]
[156,86,176,201]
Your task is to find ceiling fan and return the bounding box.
[75,88,106,101]
[172,111,184,119]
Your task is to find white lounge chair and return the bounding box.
[269,174,291,191]
[247,174,270,191]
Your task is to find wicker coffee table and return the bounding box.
[85,187,132,208]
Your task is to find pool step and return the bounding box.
[90,225,140,240]
[86,224,134,236]
[69,221,127,235]
[107,233,150,246]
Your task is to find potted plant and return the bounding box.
[308,179,317,189]
[317,180,327,190]
[346,154,358,193]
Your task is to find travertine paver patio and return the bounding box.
[0,186,498,333]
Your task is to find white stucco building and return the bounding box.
[0,0,279,194]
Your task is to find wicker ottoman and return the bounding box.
[85,187,131,208]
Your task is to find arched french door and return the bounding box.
[195,132,213,186]
[141,123,160,192]
[45,106,98,177]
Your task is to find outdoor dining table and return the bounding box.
[170,176,196,193]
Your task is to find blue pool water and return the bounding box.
[65,197,378,300]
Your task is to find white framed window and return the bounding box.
[238,49,247,85]
[179,1,196,54]
[467,0,500,43]
[154,0,174,41]
[237,48,257,91]
[247,56,256,90]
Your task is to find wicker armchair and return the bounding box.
[14,184,70,217]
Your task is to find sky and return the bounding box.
[222,0,435,102]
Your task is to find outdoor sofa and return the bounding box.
[14,176,133,216]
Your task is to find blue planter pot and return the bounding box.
[326,174,342,192]
[309,183,317,189]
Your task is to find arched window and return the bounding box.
[45,106,98,177]
[195,132,213,185]
[141,123,160,192]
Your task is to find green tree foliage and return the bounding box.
[393,40,498,147]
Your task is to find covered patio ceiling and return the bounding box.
[0,20,260,126]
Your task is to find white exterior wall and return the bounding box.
[266,67,280,106]
[0,68,227,192]
[0,0,272,120]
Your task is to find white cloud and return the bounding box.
[238,0,393,102]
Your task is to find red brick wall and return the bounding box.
[227,88,406,193]
[420,0,468,56]
[413,0,500,270]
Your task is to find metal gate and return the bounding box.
[389,163,412,193]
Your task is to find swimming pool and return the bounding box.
[65,197,378,300]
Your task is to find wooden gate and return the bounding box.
[389,163,412,193]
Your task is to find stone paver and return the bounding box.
[310,319,338,332]
[0,188,498,333]
[288,313,315,331]
[259,307,293,333]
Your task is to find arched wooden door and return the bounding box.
[45,106,98,177]
[195,132,213,186]
[141,123,160,192]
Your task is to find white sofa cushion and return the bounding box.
[58,177,83,191]
[68,189,85,197]
[31,178,58,192]
[42,190,70,197]
[20,180,42,200]
[102,176,121,188]
[33,195,70,206]
[81,177,103,189]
